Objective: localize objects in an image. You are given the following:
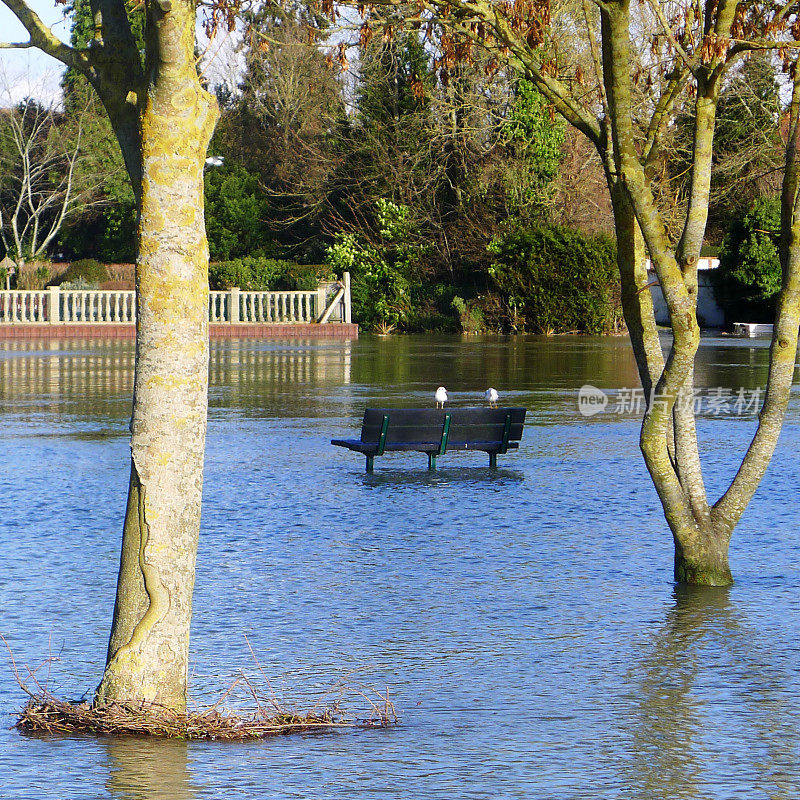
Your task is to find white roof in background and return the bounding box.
[646,258,719,271]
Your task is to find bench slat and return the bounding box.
[362,407,525,427]
[360,408,525,445]
[332,407,527,471]
[330,439,520,454]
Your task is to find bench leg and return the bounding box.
[427,453,437,470]
[489,452,497,468]
[366,455,374,472]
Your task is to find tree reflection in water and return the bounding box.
[624,585,800,799]
[105,737,199,800]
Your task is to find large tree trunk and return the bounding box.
[95,0,218,711]
[598,0,740,586]
[673,530,732,586]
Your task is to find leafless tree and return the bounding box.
[0,79,102,264]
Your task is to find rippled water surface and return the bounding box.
[2,334,800,799]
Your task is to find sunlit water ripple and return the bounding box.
[1,334,800,799]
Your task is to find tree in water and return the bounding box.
[1,0,220,709]
[332,0,800,584]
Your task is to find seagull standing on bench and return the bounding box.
[435,386,448,409]
[485,387,499,408]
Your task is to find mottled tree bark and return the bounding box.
[1,0,218,710]
[95,0,218,709]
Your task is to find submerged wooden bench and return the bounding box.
[331,407,527,471]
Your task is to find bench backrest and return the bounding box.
[360,407,526,448]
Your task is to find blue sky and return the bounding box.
[0,0,238,104]
[0,0,71,103]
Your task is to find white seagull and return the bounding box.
[435,386,448,409]
[485,387,499,408]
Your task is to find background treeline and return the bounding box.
[0,0,788,330]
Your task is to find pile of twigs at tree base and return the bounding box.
[17,695,396,740]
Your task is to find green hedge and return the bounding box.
[204,162,273,261]
[52,259,109,287]
[487,225,621,334]
[714,196,781,323]
[208,257,333,292]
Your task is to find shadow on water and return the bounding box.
[623,585,800,799]
[104,737,201,800]
[358,467,525,488]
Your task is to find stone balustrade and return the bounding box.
[0,274,351,326]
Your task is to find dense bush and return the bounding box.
[204,162,274,261]
[451,296,485,334]
[208,257,332,291]
[325,200,428,331]
[486,225,621,334]
[58,199,137,263]
[404,282,460,333]
[714,196,781,323]
[326,232,412,330]
[52,258,109,287]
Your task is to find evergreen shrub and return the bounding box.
[714,196,781,323]
[487,225,620,334]
[204,162,273,261]
[53,259,109,287]
[325,200,428,331]
[208,257,332,291]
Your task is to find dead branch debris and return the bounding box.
[16,691,396,740]
[5,633,397,741]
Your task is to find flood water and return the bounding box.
[2,333,800,799]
